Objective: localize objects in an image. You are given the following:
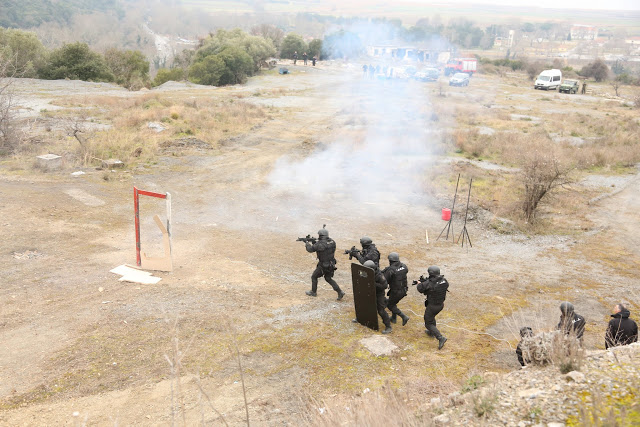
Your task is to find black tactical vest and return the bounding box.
[316,238,337,262]
[363,244,380,265]
[388,262,408,291]
[427,276,449,305]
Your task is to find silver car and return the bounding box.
[449,72,470,87]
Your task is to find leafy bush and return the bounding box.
[104,48,149,90]
[579,59,610,82]
[196,29,275,72]
[280,33,307,59]
[0,28,47,77]
[153,68,184,87]
[308,39,323,59]
[39,42,113,82]
[461,375,485,393]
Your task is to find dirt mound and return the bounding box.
[153,80,214,91]
[160,137,212,151]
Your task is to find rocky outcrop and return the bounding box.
[430,343,640,426]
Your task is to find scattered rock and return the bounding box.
[359,335,398,357]
[147,122,167,132]
[102,159,124,169]
[36,154,62,171]
[433,414,450,425]
[564,371,585,383]
[12,250,42,260]
[161,137,211,151]
[517,388,543,399]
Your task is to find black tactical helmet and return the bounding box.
[560,302,574,316]
[318,225,329,238]
[360,236,373,246]
[388,252,400,262]
[427,266,440,276]
[363,260,376,269]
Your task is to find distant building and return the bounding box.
[570,25,598,40]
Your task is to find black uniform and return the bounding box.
[557,311,586,340]
[293,52,298,65]
[383,261,409,321]
[354,244,380,266]
[417,274,449,340]
[605,308,638,349]
[303,52,308,65]
[306,236,342,295]
[373,266,391,329]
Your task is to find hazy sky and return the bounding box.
[405,0,639,10]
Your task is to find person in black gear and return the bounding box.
[605,303,638,349]
[556,302,586,341]
[358,260,391,334]
[305,227,345,301]
[516,326,533,367]
[293,51,298,65]
[417,266,449,350]
[312,56,317,66]
[382,252,409,326]
[303,52,308,65]
[352,236,380,266]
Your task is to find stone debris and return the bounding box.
[427,343,640,426]
[101,159,124,169]
[359,335,398,357]
[12,250,42,260]
[147,122,167,132]
[36,154,62,171]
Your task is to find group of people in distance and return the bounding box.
[292,51,316,66]
[301,226,449,350]
[516,302,638,367]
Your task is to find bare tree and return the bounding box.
[64,114,95,165]
[0,57,18,153]
[611,80,622,97]
[520,148,572,223]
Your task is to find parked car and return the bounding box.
[559,79,579,94]
[414,68,440,82]
[449,72,470,86]
[534,69,562,90]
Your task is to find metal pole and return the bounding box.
[134,186,141,266]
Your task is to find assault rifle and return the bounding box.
[412,275,427,286]
[296,234,317,244]
[343,246,360,260]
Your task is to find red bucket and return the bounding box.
[442,208,451,221]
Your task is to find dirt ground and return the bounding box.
[1,63,639,425]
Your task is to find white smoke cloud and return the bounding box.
[268,23,447,218]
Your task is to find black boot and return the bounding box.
[337,290,345,301]
[401,314,409,326]
[390,314,397,324]
[305,290,317,297]
[438,336,447,350]
[382,326,392,334]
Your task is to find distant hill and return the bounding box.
[0,0,121,29]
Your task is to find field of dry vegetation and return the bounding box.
[1,64,639,425]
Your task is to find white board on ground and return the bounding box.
[118,272,162,285]
[110,264,152,277]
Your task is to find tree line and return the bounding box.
[0,26,328,89]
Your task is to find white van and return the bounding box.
[534,69,562,90]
